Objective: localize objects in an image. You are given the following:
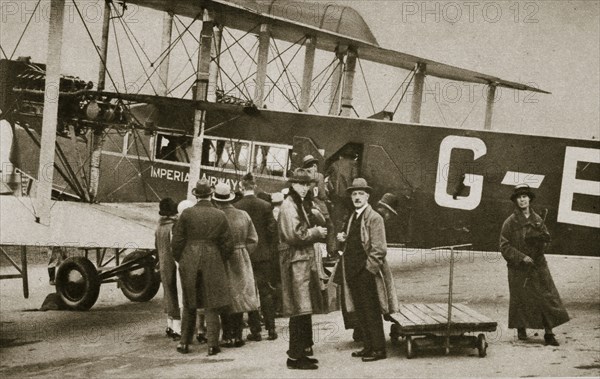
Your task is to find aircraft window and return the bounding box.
[252,144,289,178]
[155,133,192,163]
[125,131,145,157]
[201,138,250,172]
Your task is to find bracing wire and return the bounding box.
[9,0,41,60]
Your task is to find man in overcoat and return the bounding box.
[335,178,398,362]
[500,184,569,346]
[235,173,279,341]
[278,168,328,370]
[171,179,234,355]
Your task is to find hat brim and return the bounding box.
[159,210,177,216]
[346,186,372,194]
[302,159,318,168]
[288,177,313,184]
[510,189,535,201]
[212,192,236,202]
[377,201,398,215]
[192,188,213,197]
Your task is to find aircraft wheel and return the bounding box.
[119,250,160,302]
[56,257,100,310]
[406,336,415,359]
[477,334,488,358]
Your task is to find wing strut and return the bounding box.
[36,0,65,224]
[187,10,215,200]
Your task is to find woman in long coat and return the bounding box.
[213,183,260,347]
[500,184,569,346]
[155,198,181,339]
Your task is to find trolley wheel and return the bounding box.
[406,336,415,359]
[390,323,401,346]
[119,250,160,302]
[477,334,488,358]
[56,257,100,310]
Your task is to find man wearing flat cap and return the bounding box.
[500,184,569,346]
[172,179,234,355]
[334,178,398,362]
[278,168,328,370]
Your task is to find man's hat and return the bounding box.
[302,154,318,168]
[377,193,398,215]
[191,178,213,197]
[241,172,256,186]
[510,184,535,202]
[159,197,178,216]
[212,182,236,202]
[346,178,372,194]
[288,168,314,184]
[271,192,284,204]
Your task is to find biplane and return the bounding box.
[0,0,598,311]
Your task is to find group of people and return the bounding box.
[153,150,570,369]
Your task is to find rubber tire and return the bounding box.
[406,336,415,359]
[477,334,487,358]
[56,257,100,311]
[119,250,161,302]
[390,323,401,346]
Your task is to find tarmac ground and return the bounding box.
[1,249,599,378]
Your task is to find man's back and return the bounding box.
[235,195,277,262]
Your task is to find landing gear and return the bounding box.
[55,249,160,310]
[118,250,160,302]
[55,257,101,310]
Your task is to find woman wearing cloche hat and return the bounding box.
[500,184,569,346]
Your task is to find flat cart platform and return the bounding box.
[389,244,498,358]
[390,303,497,358]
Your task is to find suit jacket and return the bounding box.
[333,205,399,315]
[235,194,278,263]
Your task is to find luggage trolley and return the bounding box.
[390,244,497,358]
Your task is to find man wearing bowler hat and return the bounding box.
[334,178,398,362]
[171,179,233,355]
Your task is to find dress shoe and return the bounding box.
[208,346,221,356]
[268,329,278,340]
[286,358,318,370]
[196,333,207,344]
[361,350,386,362]
[222,339,234,348]
[544,334,560,346]
[233,338,245,347]
[351,349,372,358]
[517,328,528,341]
[176,343,189,354]
[247,332,262,342]
[165,327,174,338]
[171,332,181,341]
[303,356,319,364]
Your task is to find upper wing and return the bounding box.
[125,0,548,93]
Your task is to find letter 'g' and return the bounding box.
[435,135,486,210]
